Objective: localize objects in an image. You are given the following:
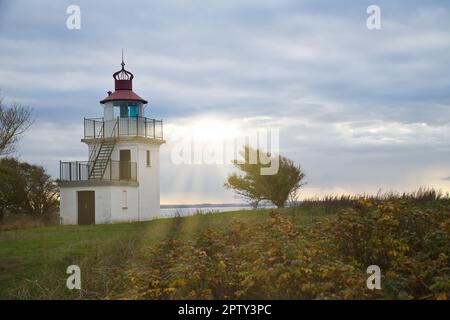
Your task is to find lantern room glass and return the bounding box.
[129,103,139,117]
[114,102,140,118]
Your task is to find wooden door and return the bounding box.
[77,191,95,225]
[119,149,131,180]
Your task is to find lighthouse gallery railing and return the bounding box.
[84,116,163,140]
[59,160,137,182]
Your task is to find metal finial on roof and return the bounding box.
[113,49,134,81]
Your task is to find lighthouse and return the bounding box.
[58,57,165,225]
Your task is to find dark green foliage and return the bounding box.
[0,157,59,226]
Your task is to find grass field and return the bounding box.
[1,195,448,300]
[0,207,326,299]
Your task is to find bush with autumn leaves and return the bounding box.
[108,196,449,300]
[331,197,450,299]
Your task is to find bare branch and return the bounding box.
[0,98,34,155]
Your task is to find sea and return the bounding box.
[160,204,274,218]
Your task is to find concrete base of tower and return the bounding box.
[59,184,160,225]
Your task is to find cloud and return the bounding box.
[1,0,450,202]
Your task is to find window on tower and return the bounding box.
[114,101,127,118]
[129,103,139,117]
[113,101,139,118]
[120,105,128,118]
[146,150,151,167]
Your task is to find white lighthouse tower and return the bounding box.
[58,57,165,225]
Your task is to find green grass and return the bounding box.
[0,207,331,299]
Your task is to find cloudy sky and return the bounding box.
[1,0,450,204]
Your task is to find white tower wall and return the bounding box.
[109,140,161,220]
[60,186,112,224]
[58,60,163,225]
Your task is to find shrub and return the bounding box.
[107,196,449,300]
[331,197,450,299]
[108,212,375,299]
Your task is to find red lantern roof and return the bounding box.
[100,55,148,104]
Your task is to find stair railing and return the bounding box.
[88,119,119,180]
[88,122,104,163]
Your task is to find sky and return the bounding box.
[0,0,450,204]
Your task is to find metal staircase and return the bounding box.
[89,141,115,179]
[88,121,117,180]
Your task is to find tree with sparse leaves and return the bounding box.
[225,146,306,208]
[0,97,33,155]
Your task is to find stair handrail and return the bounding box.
[110,118,119,138]
[88,121,104,163]
[88,119,118,179]
[88,120,105,178]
